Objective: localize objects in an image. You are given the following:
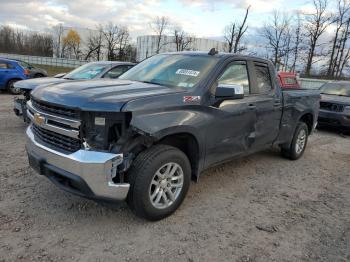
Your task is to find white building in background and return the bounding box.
[136,35,228,61]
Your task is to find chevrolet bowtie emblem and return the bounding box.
[34,113,45,126]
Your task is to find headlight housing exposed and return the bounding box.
[81,112,131,151]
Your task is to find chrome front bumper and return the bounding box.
[26,126,130,201]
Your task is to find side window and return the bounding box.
[218,62,250,95]
[104,66,128,79]
[0,63,7,69]
[254,63,272,94]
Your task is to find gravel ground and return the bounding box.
[0,93,349,262]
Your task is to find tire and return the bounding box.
[7,79,21,95]
[281,122,309,160]
[34,74,44,78]
[127,145,191,221]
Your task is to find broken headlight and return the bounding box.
[81,112,131,151]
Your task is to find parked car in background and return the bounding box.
[13,61,135,121]
[318,81,350,130]
[25,51,320,220]
[15,60,48,78]
[0,58,31,94]
[278,72,300,89]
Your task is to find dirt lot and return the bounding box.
[0,93,349,262]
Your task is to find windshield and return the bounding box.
[119,54,219,88]
[64,63,109,80]
[320,83,350,97]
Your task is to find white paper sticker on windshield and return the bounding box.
[176,69,200,77]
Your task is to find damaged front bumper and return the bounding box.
[14,98,29,122]
[25,126,130,201]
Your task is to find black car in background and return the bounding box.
[14,61,135,121]
[318,81,350,130]
[16,60,48,78]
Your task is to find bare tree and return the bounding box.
[102,22,120,60]
[304,0,331,75]
[224,6,250,53]
[262,11,291,69]
[173,27,194,51]
[52,24,64,58]
[150,16,169,54]
[0,25,53,56]
[84,26,104,61]
[291,13,303,72]
[334,17,350,77]
[327,0,350,76]
[116,27,130,61]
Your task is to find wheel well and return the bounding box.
[6,78,21,88]
[158,133,199,180]
[299,113,313,133]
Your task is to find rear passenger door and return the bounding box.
[250,61,282,149]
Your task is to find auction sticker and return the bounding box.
[183,96,201,103]
[176,69,200,77]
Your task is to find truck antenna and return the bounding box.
[208,48,218,56]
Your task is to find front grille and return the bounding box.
[320,102,344,112]
[31,98,79,119]
[32,125,81,153]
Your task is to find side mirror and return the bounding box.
[215,83,244,99]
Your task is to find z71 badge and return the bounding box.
[183,96,201,103]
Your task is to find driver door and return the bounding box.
[205,60,258,166]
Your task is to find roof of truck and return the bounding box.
[161,51,270,63]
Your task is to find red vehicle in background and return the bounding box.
[278,72,300,89]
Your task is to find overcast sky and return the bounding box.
[0,0,323,39]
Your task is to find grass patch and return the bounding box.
[32,64,73,77]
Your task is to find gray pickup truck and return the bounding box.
[25,51,320,220]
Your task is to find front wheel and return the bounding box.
[281,122,309,160]
[127,145,191,221]
[7,79,21,95]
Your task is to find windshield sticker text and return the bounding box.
[176,69,200,77]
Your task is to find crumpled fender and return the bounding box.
[128,107,209,174]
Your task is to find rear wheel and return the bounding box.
[281,122,309,160]
[7,79,21,95]
[127,145,191,221]
[34,73,44,78]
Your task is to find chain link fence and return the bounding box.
[0,53,88,68]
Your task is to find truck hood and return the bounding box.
[14,77,67,91]
[321,94,350,105]
[31,79,184,112]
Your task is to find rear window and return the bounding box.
[320,83,350,97]
[284,77,297,85]
[18,61,31,69]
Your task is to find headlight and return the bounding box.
[344,106,350,116]
[81,112,130,151]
